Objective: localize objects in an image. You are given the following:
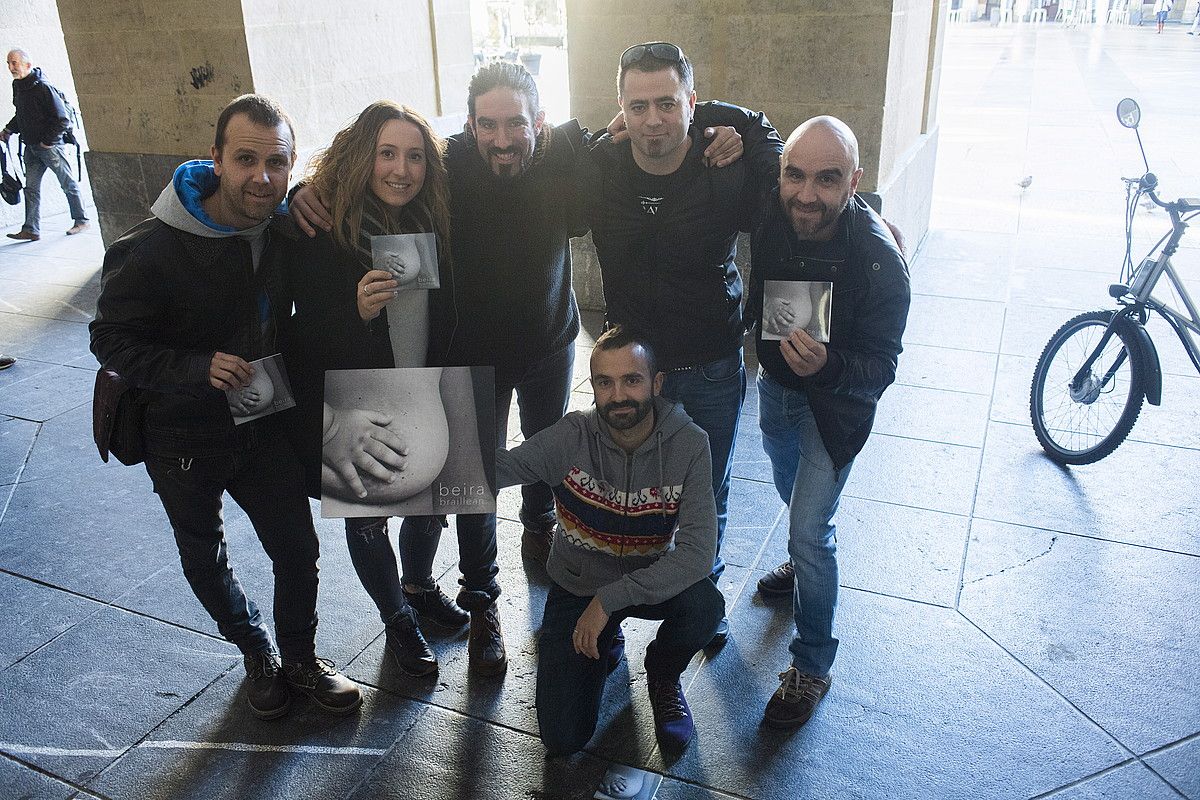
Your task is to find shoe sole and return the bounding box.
[756,580,794,598]
[286,684,364,715]
[762,682,831,730]
[403,597,469,632]
[469,655,508,676]
[246,693,291,721]
[389,651,439,678]
[520,532,550,564]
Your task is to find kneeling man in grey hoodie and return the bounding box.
[497,325,724,755]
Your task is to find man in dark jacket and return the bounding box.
[498,326,723,755]
[583,42,785,643]
[2,49,88,241]
[90,94,360,721]
[748,116,910,730]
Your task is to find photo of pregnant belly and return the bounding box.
[320,366,496,518]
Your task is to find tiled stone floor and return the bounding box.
[1,20,1197,800]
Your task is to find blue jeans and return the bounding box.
[399,344,575,599]
[21,143,87,235]
[757,371,853,677]
[143,430,319,663]
[536,579,724,755]
[661,350,745,582]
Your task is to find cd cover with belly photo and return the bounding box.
[319,366,496,518]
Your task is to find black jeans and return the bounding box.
[399,344,575,600]
[344,516,416,626]
[144,431,319,663]
[536,578,724,756]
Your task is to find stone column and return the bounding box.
[57,0,473,245]
[565,0,946,309]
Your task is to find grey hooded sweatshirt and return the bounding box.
[497,396,717,614]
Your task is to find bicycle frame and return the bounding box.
[1069,199,1199,402]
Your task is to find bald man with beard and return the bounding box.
[746,116,911,730]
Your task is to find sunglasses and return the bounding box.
[619,42,685,69]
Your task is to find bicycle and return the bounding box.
[1029,98,1200,465]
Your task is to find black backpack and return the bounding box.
[48,84,83,177]
[0,143,21,205]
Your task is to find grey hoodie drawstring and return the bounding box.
[656,430,666,522]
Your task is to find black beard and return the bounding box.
[600,398,653,431]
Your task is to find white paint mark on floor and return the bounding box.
[142,740,388,756]
[1,740,388,759]
[0,743,122,758]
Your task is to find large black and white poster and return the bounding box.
[320,366,495,518]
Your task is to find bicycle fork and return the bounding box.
[1070,309,1163,407]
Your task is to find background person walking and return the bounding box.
[1,49,88,241]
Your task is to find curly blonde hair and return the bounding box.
[306,101,451,257]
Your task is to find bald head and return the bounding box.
[783,116,859,170]
[6,50,32,80]
[778,115,863,242]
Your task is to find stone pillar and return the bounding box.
[565,0,946,310]
[57,0,474,246]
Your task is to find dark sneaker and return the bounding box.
[757,561,795,598]
[607,626,626,675]
[763,666,831,729]
[283,658,362,715]
[0,354,14,371]
[467,603,508,676]
[243,651,290,720]
[520,516,555,565]
[707,617,730,649]
[403,584,469,630]
[385,614,438,677]
[646,674,694,750]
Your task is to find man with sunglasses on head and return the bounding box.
[582,42,785,646]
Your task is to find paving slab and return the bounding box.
[960,519,1200,754]
[0,311,93,367]
[0,363,92,422]
[0,755,84,800]
[873,382,990,448]
[0,278,96,323]
[974,420,1200,555]
[0,406,175,602]
[0,572,105,670]
[908,255,1013,303]
[344,703,614,800]
[892,342,997,396]
[1038,761,1184,800]
[0,251,103,287]
[844,432,981,516]
[904,293,1006,354]
[86,669,420,800]
[730,419,774,485]
[0,414,38,488]
[1144,736,1200,799]
[666,585,1125,800]
[764,495,968,608]
[0,606,236,785]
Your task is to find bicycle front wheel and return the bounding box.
[1030,310,1146,465]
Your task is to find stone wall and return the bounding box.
[56,0,473,245]
[0,1,90,232]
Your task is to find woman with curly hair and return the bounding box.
[284,101,464,679]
